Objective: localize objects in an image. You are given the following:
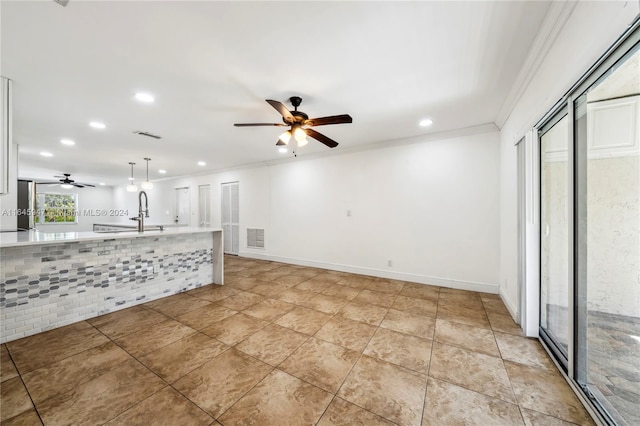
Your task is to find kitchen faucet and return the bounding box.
[130,190,149,232]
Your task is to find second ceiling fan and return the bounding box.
[37,173,95,188]
[234,97,352,148]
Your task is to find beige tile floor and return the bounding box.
[0,256,595,425]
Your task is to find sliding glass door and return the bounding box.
[573,43,640,426]
[537,22,639,425]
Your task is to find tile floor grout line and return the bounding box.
[430,303,528,408]
[99,382,173,424]
[516,405,529,426]
[437,296,529,409]
[3,346,46,425]
[8,321,142,424]
[419,285,442,426]
[484,299,526,415]
[313,394,339,426]
[26,321,125,423]
[424,374,524,410]
[86,320,181,422]
[430,337,501,359]
[135,329,234,384]
[207,272,326,421]
[211,359,276,422]
[283,276,402,425]
[92,319,228,424]
[329,311,394,423]
[160,344,237,424]
[520,406,584,426]
[313,308,403,425]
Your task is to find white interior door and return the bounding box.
[221,182,239,255]
[198,184,211,227]
[175,187,190,225]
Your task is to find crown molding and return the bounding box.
[495,1,578,130]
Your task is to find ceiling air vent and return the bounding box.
[133,130,162,140]
[247,228,265,249]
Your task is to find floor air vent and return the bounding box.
[247,228,264,248]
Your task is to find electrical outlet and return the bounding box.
[346,210,351,217]
[387,260,392,267]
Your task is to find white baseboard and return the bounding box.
[238,251,499,294]
[499,286,520,323]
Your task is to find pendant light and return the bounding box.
[126,162,138,192]
[141,157,153,190]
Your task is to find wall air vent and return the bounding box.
[247,228,265,249]
[133,130,162,140]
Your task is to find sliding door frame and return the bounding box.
[537,106,570,371]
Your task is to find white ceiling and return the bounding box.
[2,1,551,186]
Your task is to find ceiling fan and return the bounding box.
[37,173,95,189]
[234,96,352,148]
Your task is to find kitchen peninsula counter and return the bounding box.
[0,227,216,247]
[0,227,223,343]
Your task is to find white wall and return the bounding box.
[267,132,500,290]
[35,186,116,232]
[498,2,639,324]
[118,129,501,293]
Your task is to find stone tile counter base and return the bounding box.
[1,231,222,343]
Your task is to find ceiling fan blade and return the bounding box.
[36,181,60,185]
[73,184,85,188]
[305,128,339,148]
[266,99,295,123]
[79,183,95,187]
[234,123,287,127]
[275,139,287,146]
[305,114,352,127]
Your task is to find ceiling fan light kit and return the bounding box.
[278,130,292,145]
[293,126,307,146]
[234,96,352,150]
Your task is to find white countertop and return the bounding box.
[0,227,222,248]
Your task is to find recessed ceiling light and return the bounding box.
[89,121,106,129]
[197,161,206,166]
[158,169,167,174]
[40,152,53,157]
[419,118,433,127]
[128,177,134,181]
[278,147,288,153]
[99,182,106,186]
[60,139,75,146]
[134,92,155,103]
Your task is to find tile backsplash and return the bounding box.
[0,233,216,343]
